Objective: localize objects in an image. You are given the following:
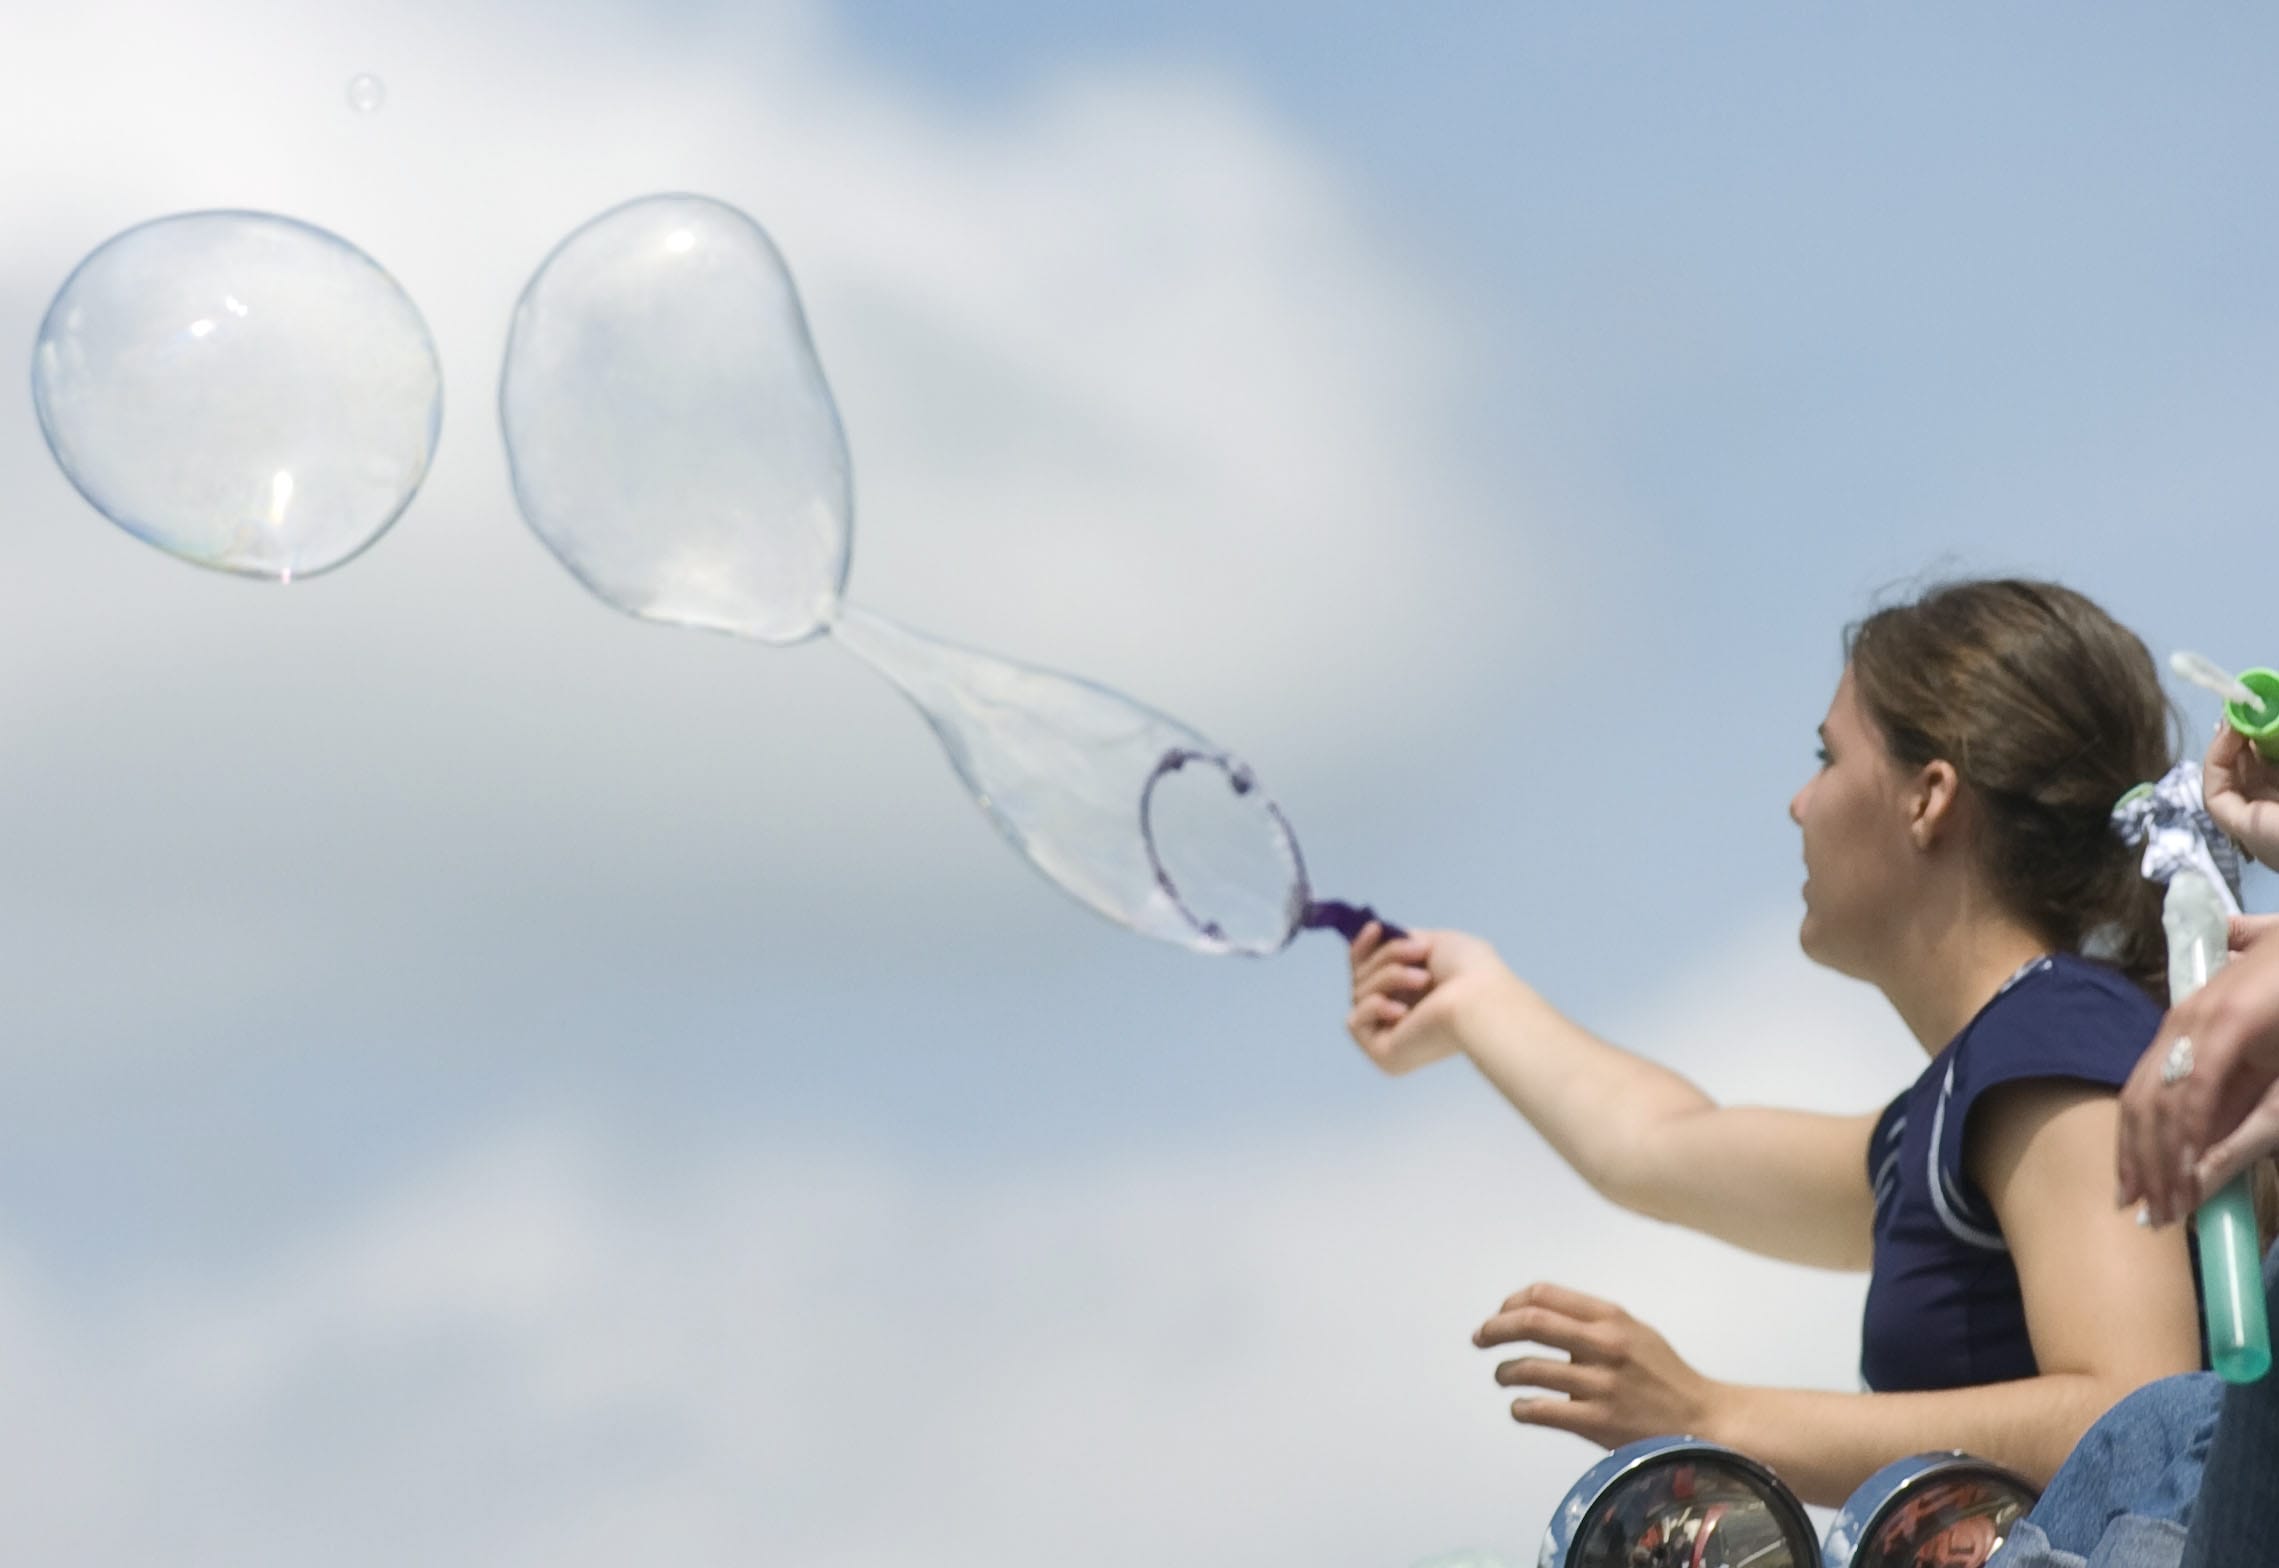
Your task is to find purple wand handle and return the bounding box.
[1302,900,1406,943]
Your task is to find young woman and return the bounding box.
[1348,579,2202,1505]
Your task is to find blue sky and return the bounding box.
[1,3,2275,1563]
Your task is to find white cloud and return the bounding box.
[0,915,1910,1566]
[0,0,1579,1102]
[0,0,1551,929]
[0,4,1937,1563]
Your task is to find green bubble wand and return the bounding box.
[2160,867,2271,1383]
[2171,651,2279,760]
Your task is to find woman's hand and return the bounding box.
[2118,913,2279,1225]
[1473,1282,1721,1448]
[1345,923,1514,1075]
[2204,725,2279,864]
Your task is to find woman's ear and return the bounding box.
[1910,759,1961,850]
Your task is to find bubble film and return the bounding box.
[833,607,1311,955]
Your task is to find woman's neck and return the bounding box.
[1880,908,2054,1056]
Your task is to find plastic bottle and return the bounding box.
[2164,869,2273,1383]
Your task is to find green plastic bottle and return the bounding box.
[2164,869,2273,1383]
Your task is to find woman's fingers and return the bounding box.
[2232,913,2279,952]
[2120,1008,2211,1224]
[1475,1288,1620,1355]
[1475,1304,1587,1354]
[2130,1063,2180,1222]
[1347,995,1408,1035]
[1477,1287,1707,1448]
[1504,1281,1622,1322]
[2195,1085,2279,1196]
[1494,1355,1598,1396]
[1508,1395,1599,1435]
[1353,936,1433,992]
[2146,1081,2203,1225]
[1353,964,1433,1005]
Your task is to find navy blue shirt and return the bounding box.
[1860,954,2162,1393]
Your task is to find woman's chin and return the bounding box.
[1798,918,1878,984]
[1796,910,1835,968]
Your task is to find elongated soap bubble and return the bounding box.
[501,193,1393,955]
[500,193,850,644]
[833,607,1328,954]
[32,211,442,581]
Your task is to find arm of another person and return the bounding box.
[1351,926,1878,1270]
[2120,913,2279,1224]
[1677,1080,2199,1500]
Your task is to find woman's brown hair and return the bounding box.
[1845,578,2177,1002]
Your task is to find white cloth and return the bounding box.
[2110,761,2244,916]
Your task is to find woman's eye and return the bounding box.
[1814,746,1832,767]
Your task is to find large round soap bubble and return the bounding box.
[500,193,850,644]
[501,193,1393,956]
[32,211,442,581]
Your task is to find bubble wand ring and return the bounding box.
[1138,747,1404,953]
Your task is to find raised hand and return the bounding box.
[2204,725,2279,864]
[1473,1281,1718,1448]
[2117,914,2279,1224]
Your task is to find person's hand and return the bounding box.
[2204,725,2279,865]
[2118,913,2279,1225]
[1473,1282,1720,1448]
[1346,924,1512,1075]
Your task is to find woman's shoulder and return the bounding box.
[1994,951,2163,1032]
[1954,952,2160,1095]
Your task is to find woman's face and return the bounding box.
[1788,665,1922,980]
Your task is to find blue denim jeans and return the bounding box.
[2000,1373,2224,1566]
[1998,1516,2190,1568]
[1999,1242,2279,1568]
[2178,1243,2279,1568]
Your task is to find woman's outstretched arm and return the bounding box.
[1350,925,1878,1269]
